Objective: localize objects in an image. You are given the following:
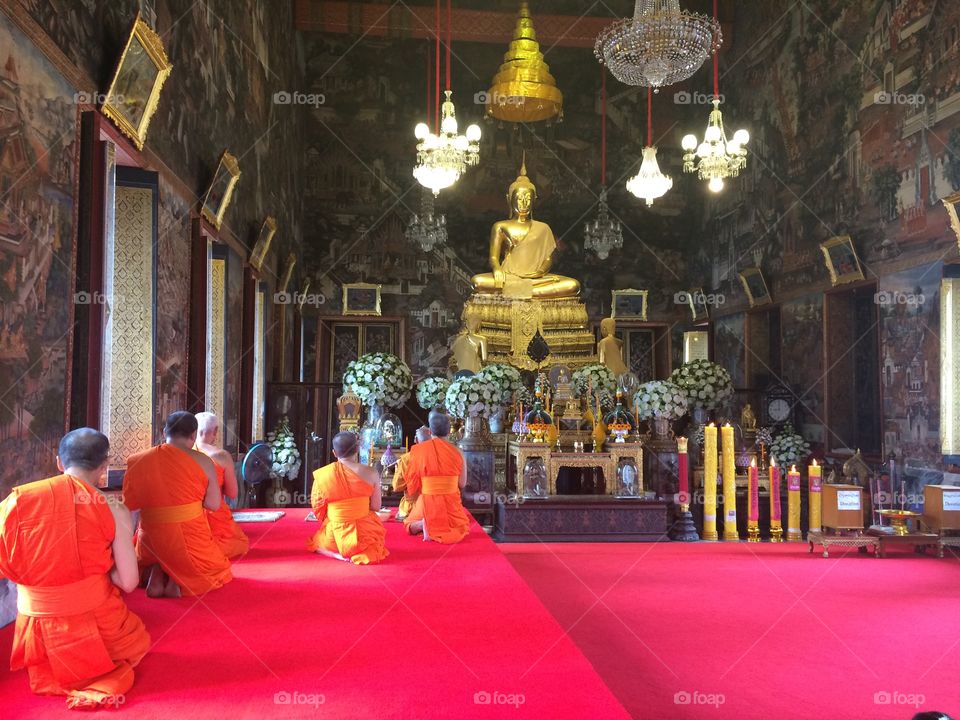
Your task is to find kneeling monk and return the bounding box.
[0,428,150,709]
[195,411,249,559]
[124,412,232,597]
[308,432,388,564]
[392,426,432,521]
[404,411,470,543]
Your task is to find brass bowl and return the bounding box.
[879,509,920,536]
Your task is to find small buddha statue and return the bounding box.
[597,317,628,377]
[741,403,757,431]
[451,315,487,374]
[471,159,580,299]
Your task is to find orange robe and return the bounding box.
[391,452,415,519]
[0,474,151,709]
[402,438,470,544]
[308,462,388,564]
[201,456,249,560]
[123,444,232,596]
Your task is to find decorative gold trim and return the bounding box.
[738,267,772,307]
[611,289,648,321]
[249,216,277,272]
[342,282,382,316]
[101,13,173,151]
[819,235,865,286]
[689,286,709,321]
[279,253,296,294]
[298,279,311,312]
[944,191,960,248]
[200,150,241,230]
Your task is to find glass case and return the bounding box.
[522,456,548,498]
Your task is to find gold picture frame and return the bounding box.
[279,253,296,295]
[200,150,241,230]
[249,217,277,273]
[298,279,311,312]
[688,287,710,322]
[611,289,648,321]
[342,283,382,316]
[943,190,960,247]
[101,14,173,150]
[738,268,772,307]
[819,235,865,286]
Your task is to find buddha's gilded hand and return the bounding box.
[493,269,505,289]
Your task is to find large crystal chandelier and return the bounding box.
[405,189,448,253]
[594,0,721,90]
[680,0,748,193]
[627,88,673,206]
[585,71,623,260]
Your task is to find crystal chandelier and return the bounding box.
[594,0,721,90]
[405,189,447,253]
[584,71,623,260]
[414,90,481,196]
[626,88,673,206]
[681,0,748,192]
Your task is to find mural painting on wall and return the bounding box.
[0,17,77,497]
[879,263,942,475]
[713,314,746,390]
[780,295,824,441]
[707,1,960,304]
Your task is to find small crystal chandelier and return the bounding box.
[584,70,623,260]
[626,87,673,206]
[405,189,448,253]
[681,0,748,193]
[594,0,721,90]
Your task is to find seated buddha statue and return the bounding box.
[472,160,580,299]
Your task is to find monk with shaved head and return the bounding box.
[0,428,150,709]
[194,412,249,559]
[307,432,388,564]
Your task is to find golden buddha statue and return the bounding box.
[451,314,487,374]
[472,160,580,299]
[597,317,628,377]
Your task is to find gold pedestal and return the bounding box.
[465,294,596,370]
[787,529,803,542]
[770,523,783,542]
[747,522,760,542]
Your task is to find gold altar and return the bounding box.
[508,441,644,496]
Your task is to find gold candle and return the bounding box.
[703,423,718,540]
[721,423,738,540]
[769,456,783,542]
[808,458,822,534]
[787,464,802,541]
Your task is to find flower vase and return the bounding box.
[489,408,504,434]
[653,416,672,441]
[458,414,492,452]
[359,403,384,462]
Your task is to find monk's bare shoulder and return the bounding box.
[107,499,134,534]
[209,447,234,469]
[348,461,379,486]
[186,448,216,474]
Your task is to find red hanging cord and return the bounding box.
[647,87,653,147]
[445,0,452,91]
[713,0,720,99]
[601,69,606,186]
[435,0,441,132]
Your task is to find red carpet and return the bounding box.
[502,542,960,720]
[0,511,629,719]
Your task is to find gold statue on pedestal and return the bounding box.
[471,159,580,300]
[741,403,757,431]
[597,317,628,377]
[451,313,487,374]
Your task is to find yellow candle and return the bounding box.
[703,423,718,540]
[721,423,738,540]
[808,458,822,534]
[787,464,802,541]
[769,456,783,542]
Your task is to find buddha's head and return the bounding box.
[507,158,536,219]
[600,317,616,338]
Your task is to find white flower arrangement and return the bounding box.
[342,352,413,408]
[572,364,616,399]
[755,426,774,447]
[444,374,502,419]
[769,423,811,468]
[668,359,734,412]
[416,376,450,410]
[478,363,524,405]
[266,416,301,482]
[633,380,688,420]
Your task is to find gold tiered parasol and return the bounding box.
[485,1,563,123]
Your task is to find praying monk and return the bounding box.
[392,426,432,521]
[403,411,470,543]
[308,432,388,564]
[195,411,249,559]
[124,411,232,598]
[0,428,150,709]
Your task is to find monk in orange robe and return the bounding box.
[403,411,470,543]
[392,426,432,521]
[124,411,232,598]
[195,411,249,559]
[0,428,150,709]
[308,432,388,564]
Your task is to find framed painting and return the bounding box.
[820,235,865,286]
[687,287,710,322]
[101,14,173,150]
[738,268,772,307]
[200,150,241,230]
[249,217,276,273]
[342,283,382,316]
[943,191,960,248]
[611,289,648,321]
